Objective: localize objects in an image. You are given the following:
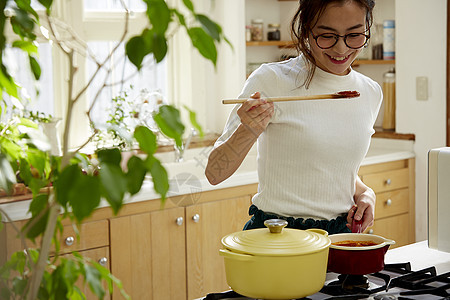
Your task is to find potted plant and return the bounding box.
[0,0,228,299]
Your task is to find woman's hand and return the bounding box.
[347,178,376,232]
[237,92,274,138]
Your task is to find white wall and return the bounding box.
[395,0,447,241]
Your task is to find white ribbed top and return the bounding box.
[216,56,382,220]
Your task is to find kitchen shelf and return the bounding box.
[246,41,294,48]
[353,59,395,66]
[373,128,415,140]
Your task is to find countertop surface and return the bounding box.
[385,240,450,274]
[0,138,415,222]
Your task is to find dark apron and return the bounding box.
[243,204,351,235]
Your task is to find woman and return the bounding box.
[205,0,381,234]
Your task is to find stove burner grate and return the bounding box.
[202,263,450,300]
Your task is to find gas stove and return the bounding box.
[200,242,450,300]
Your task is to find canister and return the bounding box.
[382,68,396,130]
[267,23,281,41]
[251,19,264,41]
[383,20,395,60]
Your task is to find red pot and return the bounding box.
[327,233,395,275]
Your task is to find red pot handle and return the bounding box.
[351,219,363,233]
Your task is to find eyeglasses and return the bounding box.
[310,31,370,49]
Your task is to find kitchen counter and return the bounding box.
[385,240,450,274]
[0,137,415,222]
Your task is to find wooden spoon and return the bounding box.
[222,90,360,104]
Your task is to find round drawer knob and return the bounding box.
[385,178,392,185]
[368,229,374,234]
[386,199,393,206]
[65,236,75,246]
[192,214,200,223]
[176,217,184,226]
[98,257,108,267]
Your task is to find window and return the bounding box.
[2,1,167,147]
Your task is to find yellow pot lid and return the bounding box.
[221,219,331,256]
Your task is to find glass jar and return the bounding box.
[267,23,281,41]
[382,68,396,130]
[251,19,264,41]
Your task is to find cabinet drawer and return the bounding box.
[375,188,409,219]
[367,213,410,248]
[362,168,409,193]
[57,220,109,254]
[60,246,111,299]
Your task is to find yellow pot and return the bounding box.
[220,219,331,299]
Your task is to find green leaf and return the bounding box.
[28,193,48,216]
[24,207,49,240]
[96,148,122,166]
[12,40,38,55]
[140,29,167,63]
[187,27,217,66]
[99,163,127,214]
[29,55,41,80]
[126,156,147,195]
[12,277,28,295]
[172,9,186,26]
[182,0,195,11]
[153,105,185,148]
[18,117,39,129]
[0,154,16,194]
[38,0,54,11]
[0,69,19,99]
[55,164,80,207]
[85,265,105,299]
[125,35,149,70]
[145,0,171,34]
[196,14,221,41]
[183,105,204,137]
[146,156,169,204]
[150,32,167,63]
[15,0,39,20]
[52,263,70,299]
[134,126,157,154]
[11,8,36,40]
[0,137,22,161]
[69,175,101,222]
[26,147,47,175]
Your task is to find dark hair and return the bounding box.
[290,0,375,88]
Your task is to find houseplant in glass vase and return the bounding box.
[0,0,228,299]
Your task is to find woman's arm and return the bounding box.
[346,176,376,232]
[205,92,274,185]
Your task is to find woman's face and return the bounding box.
[309,1,367,75]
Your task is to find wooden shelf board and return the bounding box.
[246,41,293,47]
[373,128,415,140]
[353,59,395,66]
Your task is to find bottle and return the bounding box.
[383,20,395,60]
[245,26,252,42]
[382,68,396,130]
[267,23,281,41]
[372,23,383,60]
[251,19,264,41]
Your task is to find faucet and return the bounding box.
[174,127,198,162]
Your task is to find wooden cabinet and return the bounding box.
[110,207,186,300]
[108,184,256,300]
[185,195,251,299]
[0,184,256,300]
[359,158,415,248]
[0,219,111,299]
[60,246,111,299]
